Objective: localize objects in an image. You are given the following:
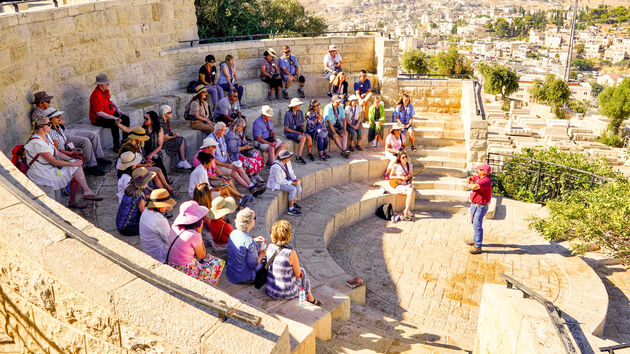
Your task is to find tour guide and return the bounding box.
[465,164,492,254]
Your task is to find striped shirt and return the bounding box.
[265,244,301,299]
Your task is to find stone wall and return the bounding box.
[0,0,198,153]
[460,80,488,170]
[397,79,463,114]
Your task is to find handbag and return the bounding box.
[164,229,184,264]
[254,244,284,289]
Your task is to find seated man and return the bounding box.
[323,95,350,158]
[267,150,302,216]
[89,73,130,151]
[323,45,343,97]
[213,89,243,126]
[252,105,286,165]
[279,45,306,99]
[31,91,52,121]
[284,98,313,164]
[354,70,373,120]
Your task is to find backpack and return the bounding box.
[11,144,28,174]
[375,203,393,221]
[186,80,198,94]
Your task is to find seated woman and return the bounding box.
[207,196,237,257]
[368,96,385,147]
[185,85,214,134]
[260,49,283,101]
[166,201,225,285]
[331,71,348,106]
[388,151,415,220]
[305,99,330,160]
[116,168,156,236]
[192,182,230,244]
[384,123,406,176]
[198,54,224,110]
[393,94,416,151]
[139,188,176,263]
[25,114,102,209]
[159,105,192,170]
[226,207,265,284]
[265,220,321,305]
[218,54,244,103]
[225,118,265,184]
[191,149,247,206]
[116,151,144,204]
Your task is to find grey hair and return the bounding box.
[230,117,246,132]
[214,121,227,133]
[235,207,255,231]
[160,104,171,118]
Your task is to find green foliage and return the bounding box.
[429,45,472,75]
[600,128,625,147]
[529,74,571,118]
[401,49,429,75]
[486,11,547,39]
[529,180,630,265]
[478,62,520,99]
[572,58,595,71]
[590,82,605,97]
[492,147,619,203]
[579,5,630,24]
[598,78,630,134]
[567,99,587,114]
[195,0,327,39]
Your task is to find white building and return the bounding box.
[545,36,563,48]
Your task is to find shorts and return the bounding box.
[328,126,345,137]
[284,130,306,143]
[253,138,282,151]
[323,69,340,79]
[217,165,232,175]
[281,74,305,83]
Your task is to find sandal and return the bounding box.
[167,188,179,197]
[83,193,103,201]
[308,299,322,306]
[68,202,87,209]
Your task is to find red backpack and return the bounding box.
[11,137,42,175]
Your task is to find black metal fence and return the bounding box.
[180,30,389,47]
[487,152,610,204]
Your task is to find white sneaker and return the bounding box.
[371,140,377,147]
[375,142,380,148]
[177,160,192,169]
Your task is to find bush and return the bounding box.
[529,180,630,265]
[600,129,625,147]
[401,49,429,75]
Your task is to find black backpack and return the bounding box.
[186,80,198,94]
[375,203,393,220]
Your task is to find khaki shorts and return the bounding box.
[217,165,232,175]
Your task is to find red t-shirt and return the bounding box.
[209,218,234,245]
[89,87,115,123]
[470,176,492,205]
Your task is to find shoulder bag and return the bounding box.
[254,244,285,289]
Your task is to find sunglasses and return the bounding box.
[284,50,290,53]
[40,122,52,127]
[166,111,172,115]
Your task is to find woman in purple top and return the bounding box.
[260,49,283,101]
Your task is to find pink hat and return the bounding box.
[477,163,491,173]
[174,200,209,226]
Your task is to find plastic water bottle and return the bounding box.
[298,288,305,306]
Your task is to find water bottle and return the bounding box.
[298,287,305,306]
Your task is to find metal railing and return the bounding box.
[500,273,577,354]
[0,172,262,327]
[0,0,58,11]
[600,343,630,353]
[486,152,610,204]
[180,30,389,47]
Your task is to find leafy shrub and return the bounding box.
[401,49,429,75]
[529,180,630,265]
[600,128,625,147]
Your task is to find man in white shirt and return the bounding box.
[323,44,343,97]
[267,150,302,216]
[139,189,176,263]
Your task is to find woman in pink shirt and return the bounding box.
[384,124,406,178]
[166,201,225,285]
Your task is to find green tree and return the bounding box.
[598,78,630,134]
[401,49,429,75]
[572,58,595,71]
[478,62,520,99]
[430,45,472,75]
[529,74,571,118]
[590,81,604,97]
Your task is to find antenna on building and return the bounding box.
[563,0,578,82]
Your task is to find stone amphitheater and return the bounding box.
[1,1,630,353]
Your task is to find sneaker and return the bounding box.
[293,203,302,210]
[319,153,327,161]
[307,153,315,161]
[268,92,274,101]
[275,92,280,100]
[371,140,377,147]
[323,152,331,159]
[249,184,266,197]
[96,158,111,166]
[341,152,348,159]
[410,145,417,151]
[282,90,289,99]
[327,92,332,98]
[348,145,355,152]
[287,208,302,216]
[464,238,475,246]
[375,142,380,148]
[468,246,482,254]
[296,156,307,165]
[355,145,362,151]
[177,160,192,169]
[239,194,253,208]
[299,89,305,98]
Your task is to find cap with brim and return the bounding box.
[329,44,338,51]
[200,137,219,149]
[288,97,304,108]
[261,105,273,117]
[43,107,64,118]
[128,127,150,142]
[277,150,293,160]
[208,196,237,220]
[348,94,359,101]
[146,188,176,208]
[477,163,491,173]
[174,200,209,226]
[95,73,112,85]
[195,84,207,95]
[33,91,54,103]
[117,152,144,170]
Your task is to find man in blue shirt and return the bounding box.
[354,70,373,122]
[278,45,306,99]
[323,95,350,158]
[252,105,287,165]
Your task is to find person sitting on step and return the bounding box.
[267,150,302,216]
[225,118,265,185]
[213,89,244,127]
[116,151,152,204]
[217,54,244,103]
[139,188,176,263]
[331,71,349,106]
[261,48,283,101]
[185,85,214,134]
[323,95,350,158]
[207,196,237,258]
[265,220,321,306]
[388,151,415,220]
[89,74,131,152]
[116,167,156,236]
[198,54,224,110]
[393,94,416,151]
[159,105,192,170]
[368,96,385,147]
[283,98,313,164]
[354,70,373,120]
[252,105,287,165]
[384,123,406,177]
[278,45,306,99]
[345,95,364,152]
[305,99,330,160]
[323,44,343,97]
[225,207,266,284]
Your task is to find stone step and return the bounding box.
[415,166,468,178]
[409,147,467,159]
[416,137,466,148]
[414,156,468,169]
[412,118,464,129]
[412,127,465,139]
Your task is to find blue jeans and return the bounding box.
[219,83,244,103]
[470,203,489,248]
[278,182,302,202]
[203,84,224,106]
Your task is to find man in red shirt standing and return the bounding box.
[465,163,493,254]
[89,74,130,151]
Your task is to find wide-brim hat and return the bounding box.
[331,95,342,103]
[194,84,207,95]
[261,105,273,117]
[268,48,277,58]
[33,91,54,103]
[200,137,218,149]
[128,127,150,142]
[131,167,156,188]
[329,44,338,51]
[116,151,144,170]
[277,150,293,160]
[477,163,491,173]
[391,123,404,131]
[95,73,112,85]
[174,200,209,226]
[43,107,64,118]
[348,94,359,101]
[288,97,304,108]
[208,196,237,220]
[146,188,176,208]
